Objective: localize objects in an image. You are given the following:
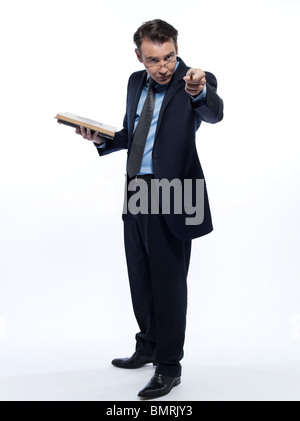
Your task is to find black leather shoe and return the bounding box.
[138,373,181,399]
[111,352,155,369]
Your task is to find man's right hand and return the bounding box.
[75,126,105,145]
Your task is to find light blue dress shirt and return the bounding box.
[98,61,207,175]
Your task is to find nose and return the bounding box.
[158,65,168,75]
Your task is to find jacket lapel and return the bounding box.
[154,58,188,140]
[127,58,188,146]
[128,71,147,144]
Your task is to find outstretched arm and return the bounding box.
[183,69,224,124]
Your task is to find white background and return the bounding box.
[0,0,300,401]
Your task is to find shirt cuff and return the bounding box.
[95,140,106,149]
[190,84,207,101]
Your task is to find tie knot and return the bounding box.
[148,77,156,89]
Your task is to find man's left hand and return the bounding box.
[183,69,206,96]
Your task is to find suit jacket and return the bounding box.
[97,57,224,240]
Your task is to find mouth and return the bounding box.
[158,75,170,82]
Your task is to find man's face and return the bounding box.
[135,39,178,85]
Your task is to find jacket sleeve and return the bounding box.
[94,74,134,156]
[95,112,129,157]
[191,71,224,124]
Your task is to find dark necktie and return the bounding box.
[127,77,156,178]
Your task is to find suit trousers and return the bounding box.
[123,177,192,377]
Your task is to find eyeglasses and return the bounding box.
[144,59,177,69]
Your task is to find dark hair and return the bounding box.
[133,19,178,51]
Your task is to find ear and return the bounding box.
[135,48,143,63]
[175,43,178,55]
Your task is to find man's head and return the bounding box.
[133,19,179,85]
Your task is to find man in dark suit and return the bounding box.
[76,19,223,399]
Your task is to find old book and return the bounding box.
[55,112,116,140]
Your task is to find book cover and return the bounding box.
[55,112,116,140]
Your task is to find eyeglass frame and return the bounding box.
[143,58,178,69]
